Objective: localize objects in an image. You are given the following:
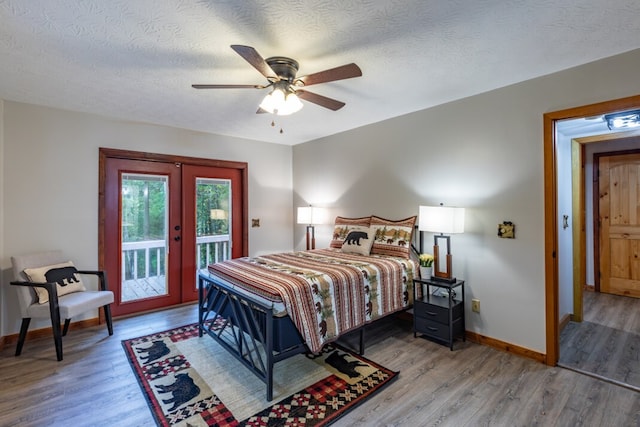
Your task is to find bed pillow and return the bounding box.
[329,216,372,248]
[370,215,417,258]
[23,261,86,304]
[340,226,375,255]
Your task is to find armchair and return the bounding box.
[10,250,114,361]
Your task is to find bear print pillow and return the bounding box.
[341,226,374,255]
[24,261,86,304]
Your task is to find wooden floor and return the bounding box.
[559,290,640,392]
[0,305,638,427]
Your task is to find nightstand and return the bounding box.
[413,278,465,350]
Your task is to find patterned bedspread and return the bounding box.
[207,248,417,353]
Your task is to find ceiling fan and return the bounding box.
[192,45,362,116]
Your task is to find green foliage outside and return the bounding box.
[121,176,230,280]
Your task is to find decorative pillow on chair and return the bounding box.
[24,261,87,304]
[330,216,372,248]
[370,215,417,258]
[341,226,375,255]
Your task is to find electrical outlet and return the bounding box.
[471,299,480,313]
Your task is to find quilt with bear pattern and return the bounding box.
[207,248,417,353]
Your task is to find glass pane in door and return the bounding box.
[195,178,231,281]
[121,173,169,302]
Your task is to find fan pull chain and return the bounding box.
[270,120,284,134]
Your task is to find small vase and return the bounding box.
[420,266,432,280]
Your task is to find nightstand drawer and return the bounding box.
[415,317,450,342]
[414,298,463,323]
[414,300,449,323]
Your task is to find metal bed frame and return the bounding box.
[197,272,366,401]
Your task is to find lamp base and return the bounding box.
[431,275,457,284]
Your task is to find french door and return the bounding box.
[181,164,244,301]
[100,149,247,317]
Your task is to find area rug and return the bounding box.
[122,322,398,426]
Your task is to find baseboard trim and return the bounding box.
[0,318,100,347]
[465,331,546,363]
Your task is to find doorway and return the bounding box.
[99,148,248,317]
[544,95,640,371]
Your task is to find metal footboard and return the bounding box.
[197,272,308,401]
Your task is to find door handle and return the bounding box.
[174,236,181,241]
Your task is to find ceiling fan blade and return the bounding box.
[256,107,269,114]
[297,63,362,86]
[296,90,346,111]
[230,45,279,81]
[192,84,265,89]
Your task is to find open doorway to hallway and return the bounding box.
[545,98,640,391]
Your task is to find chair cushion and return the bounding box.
[23,261,87,304]
[25,290,115,319]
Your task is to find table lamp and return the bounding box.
[297,206,327,250]
[419,204,465,282]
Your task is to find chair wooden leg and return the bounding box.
[15,318,31,356]
[48,298,63,361]
[104,304,114,336]
[52,323,63,361]
[62,319,71,336]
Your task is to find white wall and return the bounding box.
[0,102,293,336]
[556,132,574,319]
[293,48,640,354]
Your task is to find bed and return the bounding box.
[197,215,417,400]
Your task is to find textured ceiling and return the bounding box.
[1,1,640,145]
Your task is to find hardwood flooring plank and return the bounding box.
[560,290,640,392]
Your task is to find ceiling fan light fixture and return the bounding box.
[259,86,303,116]
[194,45,361,115]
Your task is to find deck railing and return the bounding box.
[196,235,231,272]
[122,235,230,281]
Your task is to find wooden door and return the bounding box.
[180,164,244,301]
[104,158,183,316]
[598,152,640,298]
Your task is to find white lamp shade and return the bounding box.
[297,206,327,225]
[419,205,465,234]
